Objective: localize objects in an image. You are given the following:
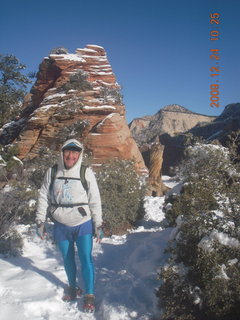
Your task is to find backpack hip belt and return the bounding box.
[51,202,88,208]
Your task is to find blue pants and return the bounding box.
[58,234,94,294]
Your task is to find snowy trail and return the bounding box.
[0,177,176,320]
[95,228,172,319]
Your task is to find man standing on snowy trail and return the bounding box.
[35,138,103,313]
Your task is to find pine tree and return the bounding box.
[0,54,31,126]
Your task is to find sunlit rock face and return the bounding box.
[5,45,146,173]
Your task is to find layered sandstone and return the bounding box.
[8,45,147,173]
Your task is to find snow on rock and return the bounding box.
[12,156,23,165]
[95,113,118,128]
[33,104,58,113]
[82,105,116,111]
[43,93,67,101]
[0,118,26,130]
[0,155,6,167]
[49,54,86,62]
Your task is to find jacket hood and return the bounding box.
[58,139,84,177]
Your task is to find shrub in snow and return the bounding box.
[157,140,240,320]
[0,188,26,256]
[26,146,59,189]
[55,120,91,143]
[60,70,93,92]
[165,142,240,226]
[0,228,23,256]
[0,174,38,233]
[50,47,69,55]
[96,159,145,235]
[0,144,23,182]
[100,85,123,105]
[0,146,59,238]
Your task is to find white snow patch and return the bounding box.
[95,113,118,128]
[90,65,111,69]
[90,71,112,75]
[215,264,230,280]
[1,118,26,130]
[28,116,39,121]
[0,155,6,167]
[144,196,165,222]
[49,53,86,62]
[89,133,102,136]
[105,113,117,119]
[44,93,66,101]
[12,156,23,165]
[82,105,116,111]
[2,184,13,192]
[81,56,107,62]
[79,48,97,53]
[228,258,238,266]
[198,230,240,252]
[35,104,58,112]
[86,45,104,49]
[29,199,36,208]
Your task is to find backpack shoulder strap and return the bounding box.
[80,164,88,193]
[49,164,58,194]
[49,163,88,194]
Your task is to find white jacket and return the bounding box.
[36,139,102,228]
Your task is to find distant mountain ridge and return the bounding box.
[160,104,194,114]
[129,104,215,145]
[129,103,240,174]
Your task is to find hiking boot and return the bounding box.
[83,294,95,313]
[62,286,82,302]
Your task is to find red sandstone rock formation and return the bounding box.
[147,142,169,196]
[15,45,147,173]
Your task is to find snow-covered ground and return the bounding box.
[0,176,177,320]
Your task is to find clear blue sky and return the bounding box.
[1,0,239,123]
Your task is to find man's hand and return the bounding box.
[94,226,104,243]
[36,220,46,239]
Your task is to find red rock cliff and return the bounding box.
[16,45,147,173]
